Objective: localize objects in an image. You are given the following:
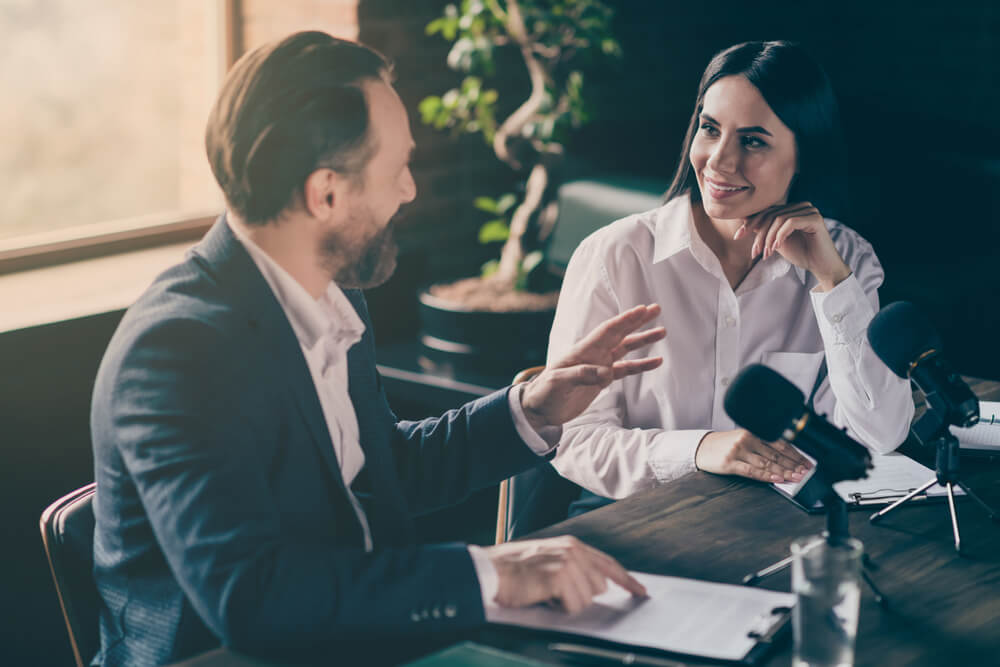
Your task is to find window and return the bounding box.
[0,1,234,270]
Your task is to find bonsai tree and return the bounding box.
[420,0,621,303]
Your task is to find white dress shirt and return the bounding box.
[231,223,553,609]
[546,195,915,499]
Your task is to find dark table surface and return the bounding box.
[171,379,1000,666]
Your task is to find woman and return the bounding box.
[546,41,914,501]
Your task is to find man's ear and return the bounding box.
[303,168,339,219]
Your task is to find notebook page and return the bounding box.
[950,401,1000,450]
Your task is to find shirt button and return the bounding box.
[721,376,731,387]
[444,604,458,618]
[832,313,844,323]
[410,611,421,623]
[432,606,442,619]
[725,316,736,328]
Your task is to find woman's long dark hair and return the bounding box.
[665,41,848,221]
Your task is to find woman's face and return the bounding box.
[689,75,798,221]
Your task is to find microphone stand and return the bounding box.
[743,488,887,607]
[869,412,999,553]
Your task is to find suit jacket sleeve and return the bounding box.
[99,314,489,656]
[345,291,546,516]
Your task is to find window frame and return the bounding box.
[0,0,241,275]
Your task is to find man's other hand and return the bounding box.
[483,536,647,614]
[520,304,665,431]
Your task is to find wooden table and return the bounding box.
[473,379,1000,666]
[172,380,1000,666]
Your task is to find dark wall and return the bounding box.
[576,0,1000,378]
[363,0,1000,377]
[1,313,122,665]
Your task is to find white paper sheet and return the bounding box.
[487,571,794,662]
[951,401,1000,450]
[774,452,964,507]
[833,452,961,501]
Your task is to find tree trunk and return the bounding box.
[488,0,553,289]
[493,161,548,286]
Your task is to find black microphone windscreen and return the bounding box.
[867,301,942,378]
[724,364,806,442]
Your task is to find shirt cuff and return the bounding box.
[468,545,500,617]
[647,429,709,482]
[507,383,561,455]
[810,273,875,346]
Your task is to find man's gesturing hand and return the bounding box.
[484,536,647,614]
[520,304,665,431]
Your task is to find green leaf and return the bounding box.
[478,220,510,243]
[426,18,445,36]
[495,193,518,214]
[480,259,500,278]
[473,196,498,213]
[522,250,544,273]
[418,96,442,124]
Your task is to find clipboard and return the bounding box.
[487,571,794,665]
[771,452,964,513]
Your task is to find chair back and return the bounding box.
[40,483,99,667]
[496,367,583,543]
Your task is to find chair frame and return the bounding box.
[495,366,546,544]
[40,482,97,667]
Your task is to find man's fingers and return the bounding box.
[584,548,647,598]
[574,554,610,599]
[554,563,590,614]
[551,364,613,386]
[578,304,661,351]
[611,326,666,358]
[611,357,663,379]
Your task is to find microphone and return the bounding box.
[724,364,871,485]
[867,301,978,428]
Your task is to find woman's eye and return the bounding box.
[700,123,719,136]
[742,135,767,149]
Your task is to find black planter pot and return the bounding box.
[417,289,555,376]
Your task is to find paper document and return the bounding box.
[950,401,1000,450]
[774,452,964,508]
[488,571,793,662]
[833,452,962,502]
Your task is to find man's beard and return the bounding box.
[322,211,398,289]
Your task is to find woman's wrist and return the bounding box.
[812,260,851,292]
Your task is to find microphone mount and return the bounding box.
[869,409,999,553]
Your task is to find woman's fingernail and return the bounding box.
[771,474,782,482]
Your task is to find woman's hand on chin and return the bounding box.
[736,202,851,291]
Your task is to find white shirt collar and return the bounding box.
[651,194,808,286]
[229,221,365,351]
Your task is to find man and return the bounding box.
[90,32,665,666]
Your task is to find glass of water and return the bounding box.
[790,535,863,667]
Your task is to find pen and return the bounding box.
[548,642,688,666]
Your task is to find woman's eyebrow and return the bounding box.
[700,113,772,136]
